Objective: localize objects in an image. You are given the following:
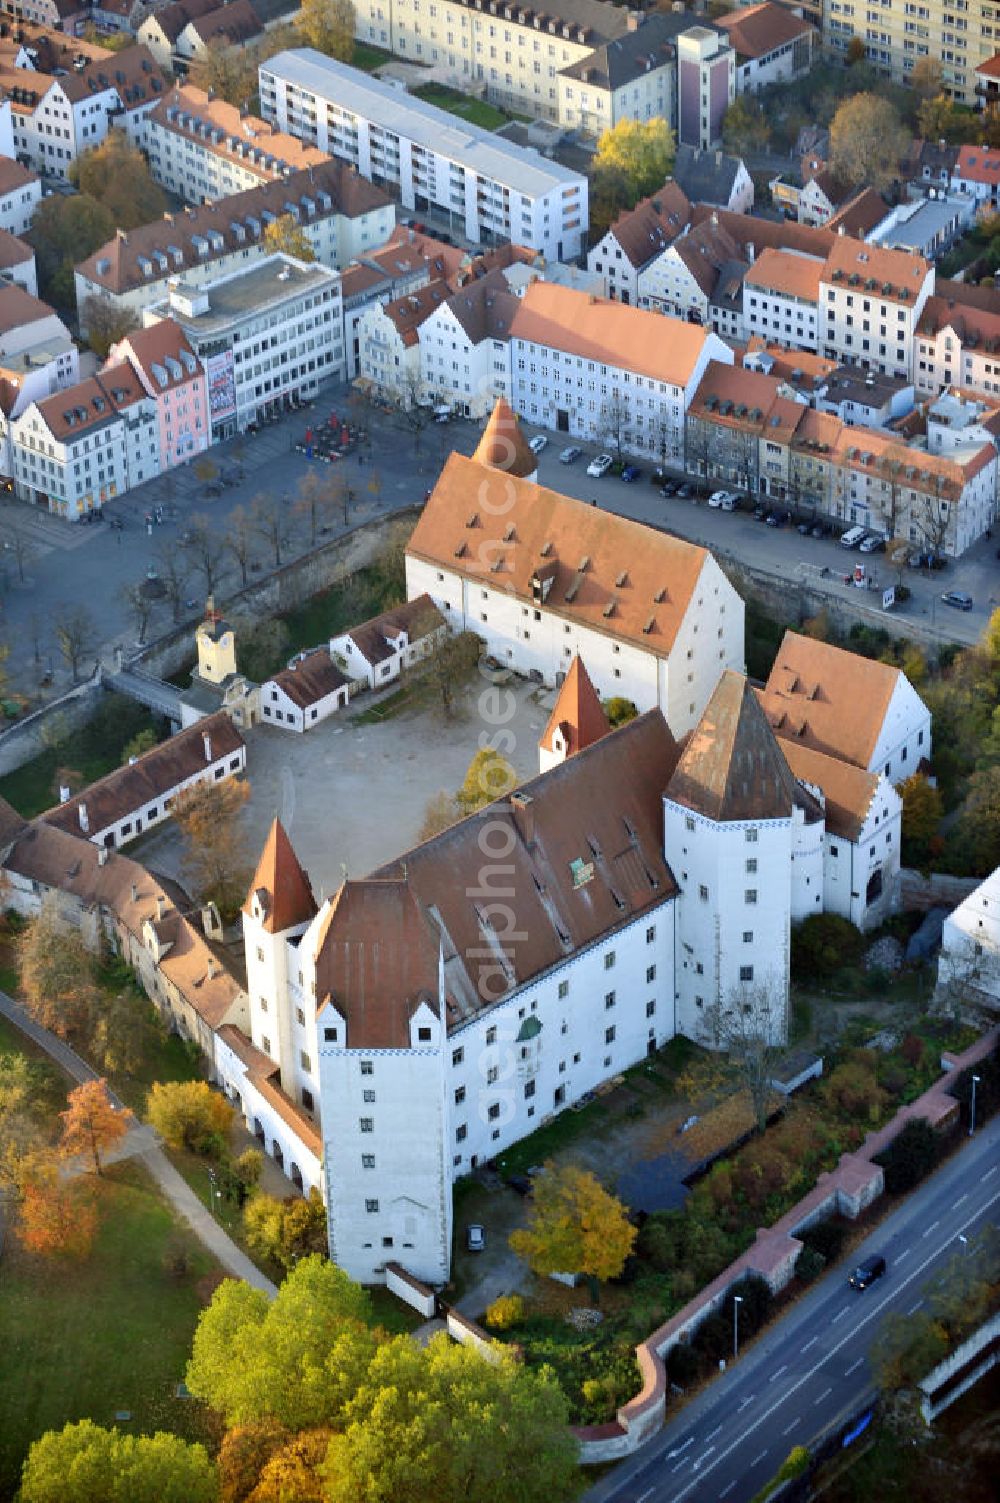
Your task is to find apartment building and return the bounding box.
[173,0,299,69]
[0,157,41,237]
[823,0,1000,109]
[107,320,211,473]
[819,237,933,381]
[950,143,1000,209]
[145,254,344,439]
[341,226,464,376]
[356,277,451,404]
[259,50,589,260]
[586,180,690,305]
[141,84,329,203]
[418,268,518,416]
[913,282,1000,398]
[676,26,735,149]
[743,247,825,352]
[717,1,816,92]
[75,162,394,337]
[507,281,732,466]
[556,11,680,136]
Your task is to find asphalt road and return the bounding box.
[585,1110,1000,1503]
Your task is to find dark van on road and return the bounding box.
[849,1254,886,1290]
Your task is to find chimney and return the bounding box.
[838,224,846,236]
[206,956,217,980]
[130,881,138,903]
[626,9,641,29]
[59,785,71,804]
[510,791,535,847]
[203,731,212,762]
[78,803,89,834]
[156,894,166,921]
[98,847,108,867]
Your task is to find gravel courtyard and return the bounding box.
[134,675,553,894]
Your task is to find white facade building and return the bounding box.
[417,271,518,418]
[743,248,823,354]
[260,653,352,732]
[819,238,933,383]
[938,866,1000,1012]
[259,50,589,261]
[0,157,41,237]
[329,595,446,690]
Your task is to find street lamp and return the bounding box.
[970,1074,981,1137]
[733,1294,743,1361]
[207,1167,218,1217]
[958,1234,968,1255]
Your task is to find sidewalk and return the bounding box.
[0,989,277,1297]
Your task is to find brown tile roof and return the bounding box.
[976,51,1000,80]
[717,1,813,58]
[745,246,823,302]
[689,204,836,260]
[110,319,201,393]
[329,711,681,1046]
[342,594,444,667]
[826,187,889,238]
[666,671,806,823]
[604,180,690,269]
[672,216,741,298]
[77,161,391,296]
[510,281,716,389]
[143,0,219,45]
[35,375,122,442]
[778,739,880,843]
[829,424,994,498]
[267,651,349,709]
[382,223,467,283]
[688,358,785,431]
[382,278,450,346]
[744,338,839,386]
[244,817,318,934]
[43,712,244,840]
[0,228,33,270]
[820,236,930,307]
[955,144,1000,187]
[149,84,327,179]
[918,286,1000,352]
[472,397,537,478]
[760,630,903,770]
[0,158,39,197]
[0,283,57,338]
[540,654,610,759]
[247,1064,323,1156]
[789,405,843,454]
[409,452,711,659]
[73,45,168,112]
[188,0,262,47]
[3,824,244,1030]
[442,268,519,345]
[0,794,27,849]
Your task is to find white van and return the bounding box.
[840,525,867,549]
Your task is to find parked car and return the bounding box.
[941,590,973,611]
[587,452,613,478]
[559,445,582,464]
[621,464,642,483]
[719,493,739,511]
[707,489,729,508]
[659,479,677,497]
[506,1174,533,1197]
[528,434,548,455]
[466,1223,486,1252]
[849,1254,886,1290]
[765,511,788,527]
[859,533,885,553]
[840,525,867,548]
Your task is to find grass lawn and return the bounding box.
[0,1159,222,1499]
[352,40,394,71]
[0,695,167,819]
[412,82,510,129]
[367,1286,424,1335]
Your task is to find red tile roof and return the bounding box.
[717,1,813,59]
[540,655,611,760]
[244,817,318,934]
[267,651,349,710]
[472,397,537,478]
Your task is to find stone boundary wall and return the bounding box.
[899,868,981,913]
[572,1025,1000,1465]
[385,1261,436,1318]
[918,1311,1000,1423]
[444,1306,508,1364]
[0,671,104,778]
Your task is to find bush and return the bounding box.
[801,1217,845,1263]
[484,1294,525,1330]
[666,1341,700,1387]
[724,1274,772,1338]
[795,1245,826,1283]
[692,1310,731,1363]
[876,1116,939,1194]
[603,697,638,728]
[791,913,864,980]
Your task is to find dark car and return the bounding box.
[849,1254,887,1290]
[507,1174,533,1197]
[466,1224,486,1252]
[205,479,224,497]
[659,479,677,497]
[675,483,694,499]
[765,511,788,527]
[621,464,642,483]
[753,505,768,520]
[941,590,973,611]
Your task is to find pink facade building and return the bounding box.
[109,319,210,472]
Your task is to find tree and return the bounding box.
[228,613,291,682]
[604,696,637,727]
[917,92,966,144]
[19,1420,217,1503]
[871,1311,950,1390]
[189,37,260,107]
[243,1187,328,1270]
[911,57,944,98]
[72,131,167,232]
[217,1422,289,1503]
[152,541,192,625]
[588,162,635,239]
[17,1166,98,1260]
[875,1116,938,1193]
[600,390,629,460]
[185,515,228,597]
[89,990,160,1079]
[956,764,1000,876]
[420,629,481,716]
[0,1052,47,1196]
[224,505,258,589]
[698,982,785,1135]
[296,0,355,60]
[123,727,158,763]
[120,580,155,646]
[455,747,517,815]
[17,895,98,1045]
[6,530,34,587]
[28,194,114,307]
[175,776,253,917]
[53,603,97,682]
[250,492,292,569]
[59,1078,129,1176]
[417,791,460,842]
[593,118,676,204]
[509,1162,636,1282]
[829,92,907,191]
[722,95,771,153]
[897,771,943,864]
[323,1332,578,1503]
[294,471,334,548]
[186,1255,378,1430]
[146,1080,235,1154]
[262,213,316,263]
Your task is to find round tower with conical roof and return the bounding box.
[472,398,538,482]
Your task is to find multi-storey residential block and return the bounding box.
[587,180,690,305]
[145,253,344,439]
[676,26,735,149]
[743,247,824,352]
[819,237,933,381]
[107,320,211,473]
[556,11,680,135]
[823,0,1000,109]
[75,162,394,338]
[0,157,42,237]
[259,50,589,260]
[913,282,1000,399]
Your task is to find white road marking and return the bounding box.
[637,1490,654,1503]
[985,1165,997,1178]
[832,1308,848,1323]
[896,1247,911,1262]
[750,1451,768,1469]
[769,1365,788,1383]
[706,1425,722,1442]
[782,1418,801,1437]
[666,1437,694,1461]
[845,1358,864,1377]
[738,1396,753,1412]
[692,1447,716,1471]
[719,1483,737,1499]
[801,1336,818,1353]
[952,1193,968,1209]
[814,1386,833,1405]
[907,1300,924,1315]
[923,1220,940,1238]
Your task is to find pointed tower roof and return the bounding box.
[540,655,611,760]
[665,670,802,823]
[472,397,537,478]
[243,818,318,934]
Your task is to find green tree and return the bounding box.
[19,1420,217,1503]
[296,0,356,59]
[897,771,943,864]
[455,746,517,814]
[243,1187,328,1270]
[80,296,140,359]
[71,131,167,231]
[0,1052,46,1195]
[722,95,771,153]
[593,117,676,205]
[509,1162,636,1282]
[172,776,253,920]
[17,894,98,1046]
[146,1080,235,1154]
[186,1255,378,1430]
[956,764,1000,876]
[871,1311,950,1390]
[604,696,637,727]
[322,1333,578,1503]
[829,92,908,190]
[122,727,159,763]
[262,213,316,262]
[29,194,114,307]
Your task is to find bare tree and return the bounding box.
[293,470,335,547]
[53,605,97,683]
[684,415,712,494]
[152,541,190,623]
[27,612,46,671]
[600,390,629,461]
[8,532,33,586]
[250,492,291,568]
[915,473,953,558]
[120,580,154,645]
[698,980,786,1135]
[333,474,357,528]
[186,514,227,596]
[225,504,257,588]
[874,457,906,542]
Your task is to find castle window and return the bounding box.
[361,1060,374,1075]
[324,1026,338,1042]
[365,1199,379,1213]
[360,1117,374,1133]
